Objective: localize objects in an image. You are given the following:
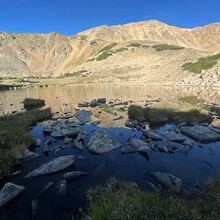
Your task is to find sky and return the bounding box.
[0,0,219,36]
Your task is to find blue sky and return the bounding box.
[0,0,219,35]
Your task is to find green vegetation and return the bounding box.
[97,43,117,54]
[127,42,142,48]
[152,44,185,51]
[115,47,128,53]
[96,51,114,61]
[182,53,220,74]
[128,105,211,126]
[90,40,98,46]
[0,108,51,178]
[79,35,87,40]
[85,178,201,220]
[23,98,45,109]
[179,95,201,105]
[86,58,96,62]
[63,70,88,77]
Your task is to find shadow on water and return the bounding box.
[1,122,220,220]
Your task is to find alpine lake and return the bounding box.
[1,84,220,220]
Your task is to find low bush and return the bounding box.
[23,98,45,109]
[152,44,185,51]
[182,53,220,73]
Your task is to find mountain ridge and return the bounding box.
[0,20,219,86]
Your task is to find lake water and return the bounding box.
[0,85,220,220]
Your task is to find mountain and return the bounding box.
[0,20,220,85]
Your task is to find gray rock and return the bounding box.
[121,145,137,154]
[181,125,220,143]
[43,125,54,133]
[142,130,163,141]
[113,116,123,121]
[97,98,106,104]
[209,126,220,134]
[11,170,22,177]
[51,126,82,138]
[90,101,101,107]
[91,120,101,126]
[163,131,185,143]
[63,137,73,144]
[74,110,93,122]
[24,155,75,178]
[128,138,150,153]
[179,145,191,154]
[157,145,169,153]
[0,182,25,208]
[40,182,54,194]
[73,140,83,151]
[63,171,87,181]
[33,137,42,146]
[88,130,122,154]
[146,181,160,193]
[23,149,41,162]
[152,172,182,194]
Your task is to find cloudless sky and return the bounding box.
[0,0,219,35]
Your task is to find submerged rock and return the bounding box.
[0,182,25,208]
[179,145,191,154]
[31,199,39,216]
[22,149,41,162]
[24,155,75,178]
[152,172,182,194]
[63,171,87,181]
[88,130,122,154]
[74,110,93,123]
[181,125,220,143]
[55,180,67,196]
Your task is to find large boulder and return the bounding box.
[51,126,82,138]
[88,130,122,154]
[24,155,75,178]
[74,110,93,123]
[162,130,185,143]
[152,172,182,194]
[142,130,163,141]
[128,138,150,153]
[0,182,25,208]
[181,125,220,143]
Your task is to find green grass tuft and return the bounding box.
[179,96,201,105]
[97,43,117,54]
[182,53,220,73]
[115,47,128,53]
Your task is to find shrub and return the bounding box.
[96,51,114,61]
[152,44,185,51]
[115,47,128,53]
[97,43,117,54]
[179,96,201,105]
[182,53,220,73]
[23,98,45,109]
[127,43,142,48]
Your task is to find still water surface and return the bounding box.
[0,85,220,220]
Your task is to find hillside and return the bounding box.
[0,20,220,86]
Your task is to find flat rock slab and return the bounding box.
[0,182,25,208]
[63,171,87,181]
[181,125,220,143]
[142,130,163,141]
[24,155,75,178]
[152,172,182,194]
[51,126,82,138]
[88,130,122,154]
[162,131,185,143]
[74,110,93,123]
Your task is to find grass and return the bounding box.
[90,40,98,46]
[182,53,220,74]
[128,105,211,127]
[0,108,51,178]
[152,44,185,51]
[179,95,201,105]
[23,98,45,109]
[84,177,200,220]
[96,51,114,61]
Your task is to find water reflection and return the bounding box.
[0,85,220,116]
